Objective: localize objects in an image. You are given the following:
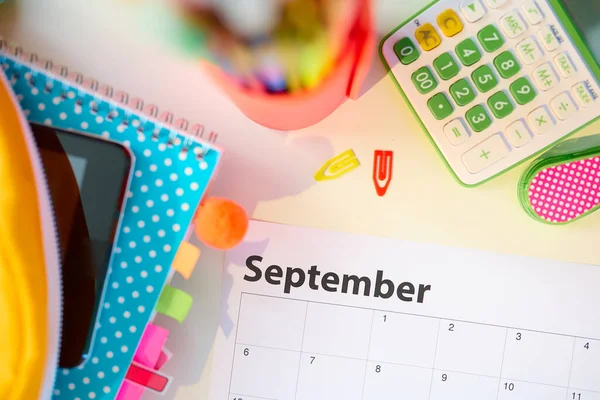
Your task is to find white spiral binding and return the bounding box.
[0,38,219,159]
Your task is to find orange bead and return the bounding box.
[194,197,249,250]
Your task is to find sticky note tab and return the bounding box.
[155,285,193,323]
[172,241,200,279]
[115,380,145,400]
[134,323,169,367]
[126,363,171,394]
[155,348,173,370]
[314,150,360,181]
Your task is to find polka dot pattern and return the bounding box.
[2,56,221,399]
[528,157,600,223]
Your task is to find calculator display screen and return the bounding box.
[561,0,600,61]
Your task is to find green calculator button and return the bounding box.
[412,67,438,94]
[472,65,498,93]
[450,79,477,107]
[466,104,492,132]
[510,77,537,105]
[488,91,515,119]
[456,39,482,66]
[428,93,454,120]
[394,37,420,65]
[434,53,460,80]
[494,51,521,79]
[477,25,505,53]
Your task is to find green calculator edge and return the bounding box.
[378,0,600,187]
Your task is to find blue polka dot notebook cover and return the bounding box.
[1,45,222,399]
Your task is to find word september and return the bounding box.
[244,255,432,303]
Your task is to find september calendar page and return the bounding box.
[209,221,600,400]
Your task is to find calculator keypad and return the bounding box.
[429,93,455,120]
[416,23,443,51]
[499,11,527,38]
[438,9,465,37]
[522,0,544,24]
[494,51,521,78]
[462,134,510,173]
[434,53,461,80]
[394,38,420,65]
[412,67,438,94]
[381,0,600,185]
[516,37,543,64]
[550,92,577,121]
[472,65,499,92]
[466,104,493,132]
[488,91,515,119]
[506,120,532,147]
[456,38,483,66]
[528,106,555,134]
[509,76,537,105]
[477,25,505,52]
[444,118,471,145]
[461,0,486,22]
[450,79,477,106]
[532,62,559,90]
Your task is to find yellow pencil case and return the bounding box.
[0,64,61,399]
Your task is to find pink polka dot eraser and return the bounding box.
[519,135,600,225]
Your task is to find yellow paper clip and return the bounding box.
[314,149,360,181]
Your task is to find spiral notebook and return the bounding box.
[0,40,222,399]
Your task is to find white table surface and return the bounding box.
[2,1,600,399]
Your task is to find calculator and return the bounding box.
[380,0,600,186]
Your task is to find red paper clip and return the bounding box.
[373,150,393,197]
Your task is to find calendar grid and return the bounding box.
[292,303,310,400]
[359,311,376,400]
[565,339,578,398]
[240,293,600,342]
[227,293,244,398]
[494,329,509,399]
[229,293,600,400]
[427,319,442,400]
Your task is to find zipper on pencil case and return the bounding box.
[0,54,64,400]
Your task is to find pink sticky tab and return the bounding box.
[155,348,173,370]
[134,323,169,367]
[116,381,145,400]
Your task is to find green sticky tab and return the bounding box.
[394,37,420,65]
[488,91,515,119]
[456,39,482,66]
[510,77,537,105]
[428,93,454,120]
[434,53,460,80]
[450,79,477,107]
[156,285,193,323]
[494,51,521,79]
[477,25,505,53]
[472,65,498,93]
[412,66,438,94]
[466,104,492,132]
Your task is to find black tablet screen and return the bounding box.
[31,123,132,368]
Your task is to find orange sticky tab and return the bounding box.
[172,242,200,279]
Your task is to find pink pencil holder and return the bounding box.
[201,0,375,131]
